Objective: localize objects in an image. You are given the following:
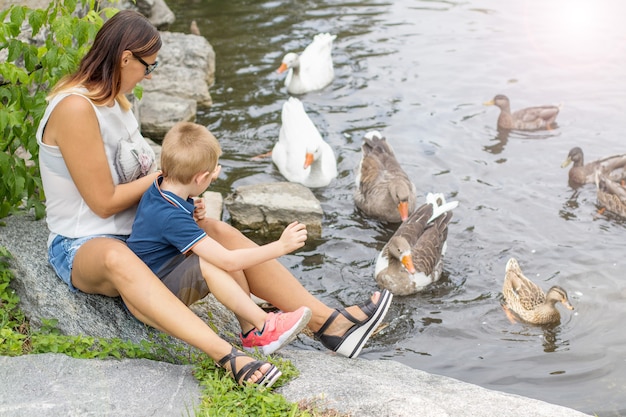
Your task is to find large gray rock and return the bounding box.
[224,182,324,239]
[0,350,591,417]
[139,92,197,140]
[137,31,216,141]
[0,213,240,352]
[0,353,201,417]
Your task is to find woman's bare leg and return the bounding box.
[198,218,381,338]
[70,237,271,383]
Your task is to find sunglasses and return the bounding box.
[132,53,159,76]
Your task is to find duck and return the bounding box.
[501,257,574,325]
[374,193,458,296]
[277,33,336,95]
[483,94,560,131]
[595,171,626,219]
[561,147,626,187]
[354,131,418,223]
[271,97,337,188]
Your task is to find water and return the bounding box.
[164,1,626,415]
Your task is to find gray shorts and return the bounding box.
[156,253,209,306]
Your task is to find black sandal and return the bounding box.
[314,289,393,358]
[217,347,282,388]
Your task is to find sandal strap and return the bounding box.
[235,360,266,384]
[216,346,278,386]
[314,295,379,339]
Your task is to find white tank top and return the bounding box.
[37,90,156,242]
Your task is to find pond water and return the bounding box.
[164,1,626,415]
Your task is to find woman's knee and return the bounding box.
[98,241,142,275]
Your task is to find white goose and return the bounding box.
[272,97,337,188]
[354,131,418,223]
[375,193,458,296]
[277,33,336,95]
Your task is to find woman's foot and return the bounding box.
[217,347,282,388]
[313,290,393,358]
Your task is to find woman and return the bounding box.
[36,9,392,387]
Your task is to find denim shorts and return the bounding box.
[48,233,129,292]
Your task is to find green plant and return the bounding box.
[0,0,117,219]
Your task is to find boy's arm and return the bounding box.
[192,221,307,272]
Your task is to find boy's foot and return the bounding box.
[240,306,312,355]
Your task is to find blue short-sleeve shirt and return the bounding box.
[127,176,206,274]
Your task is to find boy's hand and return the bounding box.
[279,221,308,253]
[193,197,206,221]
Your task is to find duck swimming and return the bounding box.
[277,33,336,95]
[374,193,458,296]
[595,171,626,219]
[271,97,337,188]
[484,94,560,131]
[354,131,417,223]
[501,258,574,325]
[561,147,626,188]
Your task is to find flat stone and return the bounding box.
[224,182,323,239]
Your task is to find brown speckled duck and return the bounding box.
[374,193,458,296]
[484,94,560,131]
[502,258,574,325]
[561,147,626,187]
[354,131,417,223]
[595,171,626,219]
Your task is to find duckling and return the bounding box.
[595,171,626,219]
[277,33,336,95]
[354,131,418,223]
[561,147,626,187]
[374,193,458,296]
[502,258,574,325]
[484,94,560,131]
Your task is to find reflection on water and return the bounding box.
[166,0,626,415]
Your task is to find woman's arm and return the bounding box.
[44,94,159,218]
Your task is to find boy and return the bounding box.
[127,121,311,355]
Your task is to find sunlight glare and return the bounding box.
[523,0,625,68]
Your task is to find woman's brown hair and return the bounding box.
[50,9,161,110]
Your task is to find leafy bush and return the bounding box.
[0,0,117,219]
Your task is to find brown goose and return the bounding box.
[354,131,417,223]
[561,147,626,187]
[484,94,560,131]
[595,171,626,219]
[502,258,574,325]
[374,193,458,296]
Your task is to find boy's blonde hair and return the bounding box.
[161,122,222,184]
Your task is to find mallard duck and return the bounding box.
[483,94,560,131]
[277,33,336,95]
[272,97,337,188]
[561,147,626,187]
[595,171,626,218]
[374,193,458,296]
[354,131,418,223]
[501,258,574,325]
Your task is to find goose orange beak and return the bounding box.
[401,254,416,274]
[304,152,314,169]
[397,201,409,221]
[277,63,288,74]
